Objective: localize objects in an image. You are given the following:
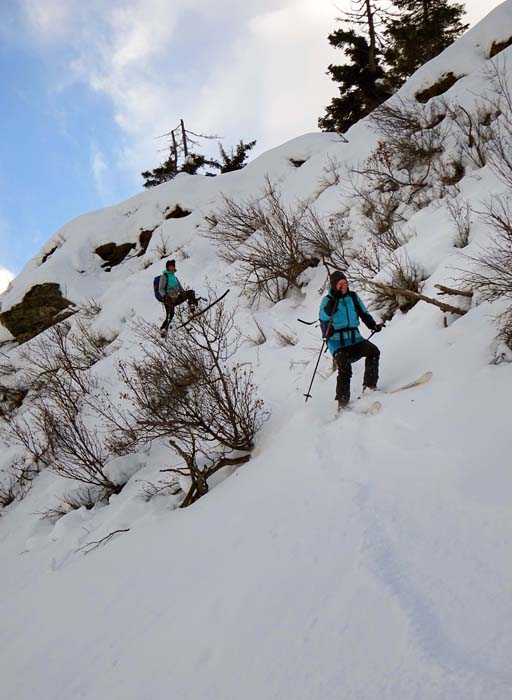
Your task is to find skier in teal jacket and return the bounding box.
[319,271,382,408]
[159,259,198,336]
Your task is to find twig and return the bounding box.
[76,528,130,555]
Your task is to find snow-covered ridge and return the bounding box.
[1,4,511,699]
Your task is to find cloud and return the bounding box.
[90,143,111,202]
[0,268,15,294]
[0,216,15,280]
[18,0,502,191]
[18,0,338,178]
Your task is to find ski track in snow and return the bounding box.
[352,480,512,691]
[314,402,512,697]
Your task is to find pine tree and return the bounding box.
[141,124,256,188]
[384,0,468,89]
[141,150,178,188]
[216,140,256,173]
[319,1,391,133]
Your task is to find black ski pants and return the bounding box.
[333,339,380,403]
[160,290,197,332]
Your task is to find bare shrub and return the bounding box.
[274,327,298,347]
[483,59,512,188]
[156,230,171,258]
[244,317,267,347]
[301,209,351,272]
[39,485,106,523]
[112,295,268,506]
[463,195,512,302]
[349,165,407,249]
[0,360,28,419]
[0,457,38,510]
[5,321,123,494]
[444,191,473,247]
[315,155,343,196]
[446,102,494,169]
[352,237,390,282]
[0,474,20,509]
[19,321,103,394]
[357,254,426,320]
[497,307,512,353]
[370,99,447,173]
[79,298,102,319]
[353,140,436,209]
[203,180,322,304]
[352,100,449,235]
[139,478,182,502]
[203,191,268,262]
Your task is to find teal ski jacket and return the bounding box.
[158,271,184,299]
[319,290,377,355]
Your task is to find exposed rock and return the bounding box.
[137,229,155,256]
[164,204,192,219]
[490,36,512,58]
[0,283,74,344]
[41,245,59,265]
[289,158,307,168]
[95,242,136,268]
[415,73,463,103]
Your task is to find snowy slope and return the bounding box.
[1,3,512,699]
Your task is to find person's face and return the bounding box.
[167,265,176,273]
[336,278,348,294]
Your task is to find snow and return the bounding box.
[1,4,512,699]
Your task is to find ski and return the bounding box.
[297,318,317,326]
[384,371,432,394]
[178,289,230,328]
[357,371,432,400]
[341,372,432,416]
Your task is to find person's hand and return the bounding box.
[374,323,384,332]
[324,325,335,340]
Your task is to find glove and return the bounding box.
[324,325,335,340]
[374,323,384,332]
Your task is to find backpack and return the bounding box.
[153,275,163,302]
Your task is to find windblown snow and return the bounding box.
[1,3,511,699]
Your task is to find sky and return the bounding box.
[0,0,504,291]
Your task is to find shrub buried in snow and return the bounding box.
[107,294,269,507]
[203,179,350,305]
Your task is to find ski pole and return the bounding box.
[303,302,338,402]
[366,322,385,342]
[304,339,326,402]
